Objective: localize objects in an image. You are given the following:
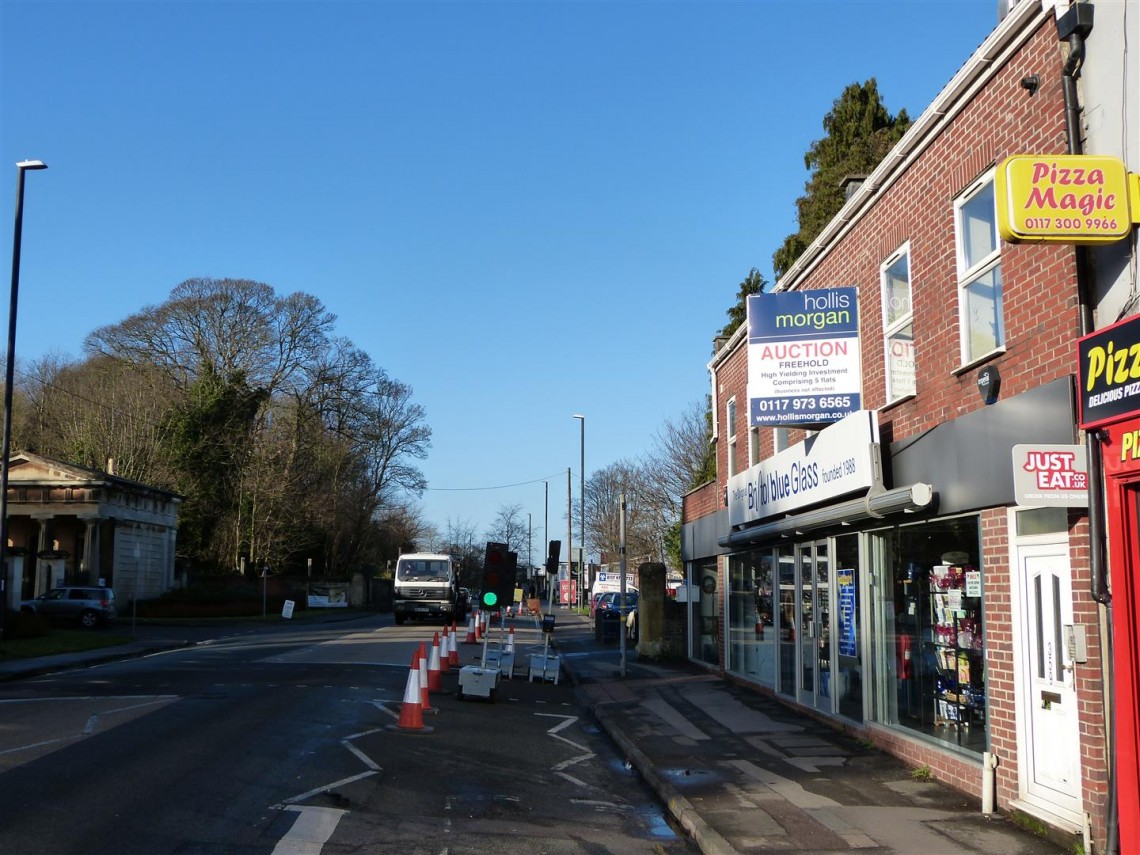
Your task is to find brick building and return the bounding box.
[680,1,1137,850]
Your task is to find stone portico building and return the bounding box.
[1,452,180,607]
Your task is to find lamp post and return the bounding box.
[0,160,48,645]
[573,414,585,609]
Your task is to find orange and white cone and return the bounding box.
[417,644,435,714]
[505,626,515,654]
[428,633,443,690]
[476,611,484,640]
[438,629,451,674]
[464,613,477,644]
[449,624,460,666]
[391,659,428,732]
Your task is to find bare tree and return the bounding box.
[85,278,335,396]
[580,461,664,566]
[643,399,715,517]
[484,504,529,558]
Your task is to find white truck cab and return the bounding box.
[392,552,464,625]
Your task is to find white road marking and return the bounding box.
[272,771,378,809]
[341,739,380,771]
[272,805,347,854]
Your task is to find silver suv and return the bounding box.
[21,586,117,629]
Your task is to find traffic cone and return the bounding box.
[449,623,460,666]
[428,633,443,690]
[390,659,430,732]
[464,613,477,644]
[438,628,451,673]
[417,644,435,714]
[505,626,515,654]
[476,611,484,640]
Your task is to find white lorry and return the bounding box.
[392,552,465,625]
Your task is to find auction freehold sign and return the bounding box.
[746,288,861,428]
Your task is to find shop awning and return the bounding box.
[717,482,935,549]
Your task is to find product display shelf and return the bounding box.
[928,567,985,729]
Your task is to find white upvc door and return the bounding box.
[1012,537,1083,829]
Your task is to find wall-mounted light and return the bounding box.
[1020,73,1040,94]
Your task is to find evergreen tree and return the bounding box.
[773,79,911,279]
[720,268,769,338]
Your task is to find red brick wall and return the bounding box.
[682,480,720,522]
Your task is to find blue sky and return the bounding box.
[1,0,999,563]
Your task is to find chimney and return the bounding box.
[841,174,868,200]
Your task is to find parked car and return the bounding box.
[589,591,607,619]
[20,586,117,629]
[596,590,638,618]
[597,591,640,641]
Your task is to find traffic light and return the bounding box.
[480,542,516,610]
[544,540,561,575]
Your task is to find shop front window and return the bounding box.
[872,516,986,753]
[777,544,796,696]
[834,534,863,722]
[728,550,776,685]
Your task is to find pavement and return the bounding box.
[0,608,1069,855]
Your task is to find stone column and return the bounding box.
[80,517,101,584]
[637,562,667,657]
[31,515,51,596]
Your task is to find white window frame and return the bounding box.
[748,425,761,467]
[880,242,915,403]
[726,396,739,476]
[954,171,1005,366]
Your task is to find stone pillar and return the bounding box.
[31,515,51,596]
[637,562,667,657]
[81,517,101,584]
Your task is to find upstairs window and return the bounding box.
[727,397,740,476]
[955,173,1004,364]
[772,427,790,454]
[881,243,915,401]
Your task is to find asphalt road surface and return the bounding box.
[0,614,694,854]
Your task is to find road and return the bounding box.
[0,614,694,853]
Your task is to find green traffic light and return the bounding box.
[482,591,498,607]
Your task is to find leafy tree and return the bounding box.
[773,79,911,279]
[161,364,267,570]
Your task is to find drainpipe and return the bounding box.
[1056,6,1118,854]
[982,752,998,815]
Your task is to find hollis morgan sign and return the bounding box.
[746,288,861,427]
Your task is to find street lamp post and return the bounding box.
[0,160,48,645]
[573,414,585,609]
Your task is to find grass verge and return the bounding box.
[0,630,133,661]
